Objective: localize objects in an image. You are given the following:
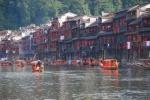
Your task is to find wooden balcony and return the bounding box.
[140,27,150,32]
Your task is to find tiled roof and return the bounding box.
[102,19,113,24]
[67,16,83,21]
[128,5,140,12]
[114,9,127,19]
[129,18,142,25]
[140,12,150,18]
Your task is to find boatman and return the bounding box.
[36,60,44,72]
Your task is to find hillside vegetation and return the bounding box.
[0,0,149,29]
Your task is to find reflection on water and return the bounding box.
[0,65,150,100]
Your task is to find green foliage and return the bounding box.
[0,0,149,29]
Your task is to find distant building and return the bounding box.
[19,35,34,60]
[5,5,149,62]
[0,39,19,59]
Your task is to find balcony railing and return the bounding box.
[140,27,150,32]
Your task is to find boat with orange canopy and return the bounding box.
[15,60,26,67]
[99,48,119,70]
[31,60,44,72]
[50,59,67,66]
[99,59,119,70]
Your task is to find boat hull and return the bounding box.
[15,60,26,68]
[99,59,119,70]
[0,61,12,66]
[31,60,44,73]
[32,65,44,72]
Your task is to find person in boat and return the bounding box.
[35,60,44,72]
[77,59,81,65]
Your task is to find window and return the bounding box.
[144,19,147,25]
[127,35,132,41]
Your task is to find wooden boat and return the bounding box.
[81,58,98,66]
[81,58,90,66]
[89,58,98,66]
[99,59,119,70]
[70,59,81,66]
[138,59,150,70]
[50,60,67,66]
[31,60,44,72]
[71,60,78,65]
[15,60,26,67]
[0,61,12,66]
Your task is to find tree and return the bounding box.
[47,0,63,17]
[76,0,90,15]
[1,0,149,29]
[113,0,122,11]
[0,0,5,29]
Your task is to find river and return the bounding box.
[0,65,150,100]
